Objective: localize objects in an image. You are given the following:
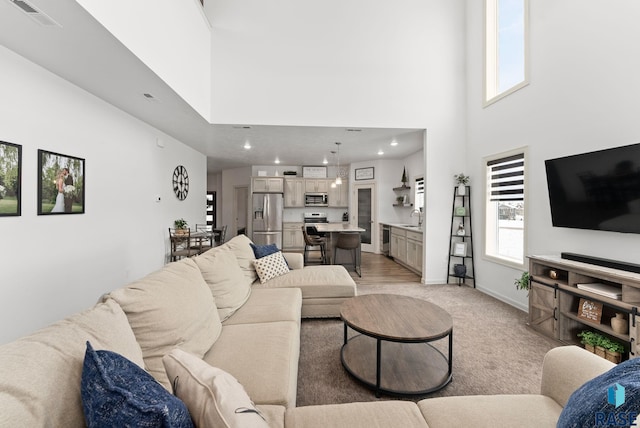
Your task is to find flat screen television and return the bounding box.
[545,143,640,234]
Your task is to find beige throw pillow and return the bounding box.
[194,247,251,321]
[222,234,258,285]
[252,251,290,284]
[163,349,269,428]
[107,258,222,390]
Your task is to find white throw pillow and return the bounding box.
[194,247,251,321]
[252,251,290,284]
[163,349,268,428]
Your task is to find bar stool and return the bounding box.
[335,232,361,277]
[302,226,327,265]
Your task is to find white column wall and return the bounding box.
[0,46,206,344]
[465,0,640,310]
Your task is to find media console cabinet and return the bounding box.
[528,255,640,360]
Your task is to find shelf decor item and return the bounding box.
[514,271,530,292]
[577,298,603,324]
[454,173,469,196]
[401,167,408,186]
[454,206,467,216]
[577,330,598,353]
[452,242,467,257]
[611,313,629,334]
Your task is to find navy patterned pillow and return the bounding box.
[557,357,640,428]
[250,243,280,259]
[81,341,194,428]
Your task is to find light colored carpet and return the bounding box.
[296,283,561,406]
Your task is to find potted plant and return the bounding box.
[593,333,607,358]
[514,271,530,293]
[454,173,470,195]
[601,337,625,364]
[174,218,188,235]
[577,330,598,353]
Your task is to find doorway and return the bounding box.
[233,186,248,237]
[354,183,376,253]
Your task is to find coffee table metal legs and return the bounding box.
[375,339,381,397]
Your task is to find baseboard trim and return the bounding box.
[475,285,529,313]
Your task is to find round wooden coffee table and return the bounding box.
[340,294,453,397]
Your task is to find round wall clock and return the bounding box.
[172,165,189,200]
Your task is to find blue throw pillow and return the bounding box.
[250,243,280,259]
[557,357,640,428]
[81,341,194,428]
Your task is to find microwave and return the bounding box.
[305,193,328,207]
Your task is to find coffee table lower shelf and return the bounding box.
[341,333,452,397]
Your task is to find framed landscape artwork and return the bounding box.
[0,141,22,217]
[37,149,85,215]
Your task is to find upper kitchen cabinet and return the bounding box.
[284,178,304,207]
[328,179,349,207]
[252,177,284,193]
[305,179,329,193]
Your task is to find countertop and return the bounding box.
[314,223,366,233]
[380,222,424,233]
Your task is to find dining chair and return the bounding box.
[214,225,228,245]
[169,228,200,262]
[194,224,214,254]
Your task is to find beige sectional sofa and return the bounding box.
[0,233,619,427]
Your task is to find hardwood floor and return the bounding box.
[346,252,421,285]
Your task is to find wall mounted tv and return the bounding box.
[545,143,640,234]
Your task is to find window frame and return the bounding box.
[482,147,528,269]
[484,0,530,107]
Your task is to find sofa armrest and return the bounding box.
[283,253,304,270]
[541,345,615,407]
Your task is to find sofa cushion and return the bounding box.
[203,321,300,408]
[557,357,640,428]
[253,251,290,284]
[82,341,193,428]
[418,395,562,428]
[0,299,143,427]
[107,257,222,390]
[222,288,302,326]
[250,242,280,259]
[255,265,356,299]
[163,348,269,428]
[195,246,252,321]
[221,234,258,285]
[285,401,429,428]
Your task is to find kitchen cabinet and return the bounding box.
[252,177,284,193]
[305,179,329,193]
[390,227,407,264]
[283,222,304,250]
[406,230,423,273]
[284,178,304,207]
[328,179,349,207]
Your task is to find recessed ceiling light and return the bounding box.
[243,141,251,150]
[322,158,328,165]
[378,150,384,155]
[390,140,398,146]
[346,128,362,132]
[274,158,281,164]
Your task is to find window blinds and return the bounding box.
[488,153,524,201]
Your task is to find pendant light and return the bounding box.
[334,142,342,185]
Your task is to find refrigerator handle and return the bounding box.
[264,195,269,230]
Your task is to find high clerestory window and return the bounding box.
[485,0,529,105]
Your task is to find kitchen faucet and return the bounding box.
[410,209,423,226]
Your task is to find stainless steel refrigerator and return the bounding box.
[251,193,283,248]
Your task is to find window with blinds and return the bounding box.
[485,150,526,266]
[414,177,425,212]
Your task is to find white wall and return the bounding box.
[210,0,467,284]
[465,1,640,310]
[76,0,212,120]
[0,46,206,344]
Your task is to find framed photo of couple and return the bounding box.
[0,141,22,217]
[37,150,85,215]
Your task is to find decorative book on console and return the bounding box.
[576,283,622,300]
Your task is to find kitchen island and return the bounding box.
[314,223,365,271]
